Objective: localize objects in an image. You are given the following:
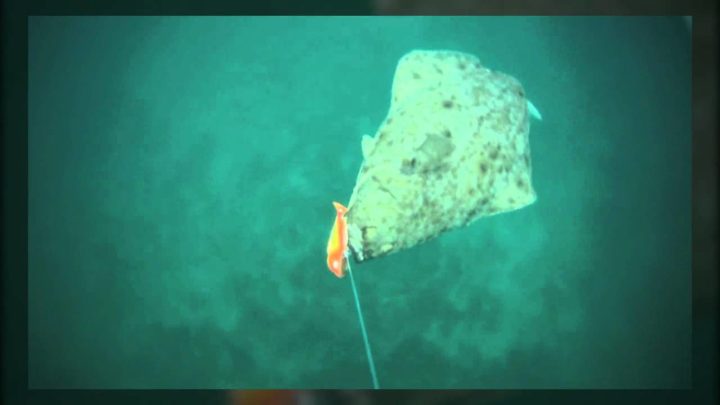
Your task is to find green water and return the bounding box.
[28,16,691,389]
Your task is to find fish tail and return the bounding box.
[333,201,349,215]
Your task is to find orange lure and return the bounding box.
[326,201,349,278]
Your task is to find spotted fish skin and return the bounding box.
[346,50,538,263]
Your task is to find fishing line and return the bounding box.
[346,257,379,389]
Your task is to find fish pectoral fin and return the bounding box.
[527,100,543,121]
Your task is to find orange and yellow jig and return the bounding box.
[326,201,349,278]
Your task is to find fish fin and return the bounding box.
[527,100,543,121]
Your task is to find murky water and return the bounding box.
[29,16,690,388]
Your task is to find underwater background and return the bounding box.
[28,16,690,389]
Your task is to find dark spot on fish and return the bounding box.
[508,198,515,204]
[412,72,421,79]
[443,100,454,109]
[387,118,393,124]
[400,158,417,175]
[480,162,488,173]
[443,129,452,138]
[489,149,499,160]
[434,65,443,74]
[458,62,466,70]
[523,153,530,166]
[516,178,525,188]
[517,88,525,97]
